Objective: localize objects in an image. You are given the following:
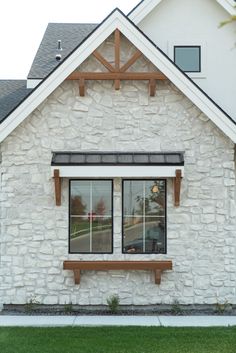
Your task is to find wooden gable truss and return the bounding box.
[66,29,167,96]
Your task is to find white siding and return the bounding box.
[139,0,236,119]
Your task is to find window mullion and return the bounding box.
[90,181,93,253]
[143,181,145,253]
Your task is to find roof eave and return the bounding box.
[129,0,236,25]
[0,8,236,144]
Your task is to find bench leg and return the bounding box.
[73,269,81,284]
[154,269,162,285]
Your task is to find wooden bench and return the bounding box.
[63,261,173,285]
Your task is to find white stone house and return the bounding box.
[0,0,236,307]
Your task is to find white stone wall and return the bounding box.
[0,36,235,306]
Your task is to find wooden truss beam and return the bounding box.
[93,50,115,72]
[115,29,121,70]
[173,169,182,207]
[66,29,168,96]
[67,72,167,81]
[120,50,142,72]
[114,29,121,90]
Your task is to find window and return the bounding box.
[69,180,113,254]
[174,46,201,73]
[122,180,166,254]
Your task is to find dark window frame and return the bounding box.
[69,179,114,254]
[174,45,201,73]
[122,179,167,255]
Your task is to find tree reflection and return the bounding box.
[71,196,86,215]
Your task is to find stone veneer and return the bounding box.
[0,35,235,306]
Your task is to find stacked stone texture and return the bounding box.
[0,36,235,306]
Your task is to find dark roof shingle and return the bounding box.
[27,23,98,79]
[0,80,32,123]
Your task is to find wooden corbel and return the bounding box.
[79,78,85,97]
[154,269,162,285]
[173,169,182,207]
[149,79,156,97]
[53,169,61,206]
[73,269,81,284]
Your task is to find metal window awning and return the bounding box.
[51,151,184,177]
[51,152,184,207]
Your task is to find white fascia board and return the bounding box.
[51,166,184,178]
[129,0,236,25]
[129,0,162,24]
[228,0,236,7]
[116,14,236,143]
[217,0,236,15]
[26,79,42,89]
[1,10,236,143]
[0,11,123,143]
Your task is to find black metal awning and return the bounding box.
[51,151,184,166]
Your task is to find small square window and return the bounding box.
[174,46,201,73]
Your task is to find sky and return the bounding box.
[0,0,139,79]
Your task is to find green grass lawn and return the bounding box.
[0,326,236,353]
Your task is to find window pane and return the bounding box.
[145,180,165,216]
[92,217,112,253]
[70,217,90,253]
[92,181,112,216]
[123,180,144,216]
[174,46,200,72]
[70,181,90,215]
[69,180,112,253]
[123,180,166,254]
[145,218,165,253]
[123,217,165,254]
[123,216,144,253]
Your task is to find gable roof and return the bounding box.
[0,9,236,144]
[129,0,236,24]
[28,23,97,79]
[0,80,32,123]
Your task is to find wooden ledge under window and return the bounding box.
[63,260,173,285]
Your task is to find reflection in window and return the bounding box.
[123,180,166,254]
[70,180,113,253]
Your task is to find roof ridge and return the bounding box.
[0,7,235,143]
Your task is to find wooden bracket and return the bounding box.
[173,169,182,207]
[155,269,162,285]
[73,269,81,284]
[114,79,121,90]
[53,169,61,206]
[149,79,156,97]
[79,78,85,97]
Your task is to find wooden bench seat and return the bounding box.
[63,260,173,285]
